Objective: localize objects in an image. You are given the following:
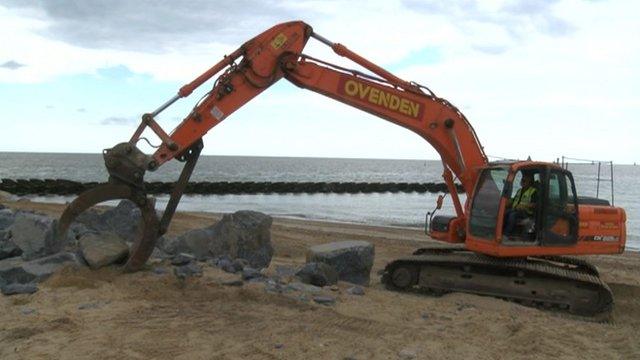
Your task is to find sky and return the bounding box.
[0,0,638,164]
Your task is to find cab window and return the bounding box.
[469,168,508,239]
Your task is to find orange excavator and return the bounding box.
[57,21,626,317]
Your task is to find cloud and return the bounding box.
[76,108,86,113]
[0,60,25,69]
[0,0,305,53]
[100,116,137,125]
[401,0,574,52]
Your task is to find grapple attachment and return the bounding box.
[57,183,160,272]
[57,139,202,272]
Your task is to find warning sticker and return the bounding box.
[271,33,288,49]
[210,106,224,120]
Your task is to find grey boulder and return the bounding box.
[306,240,374,286]
[0,208,15,230]
[295,262,339,287]
[73,200,142,243]
[79,231,129,269]
[1,283,38,295]
[0,235,22,260]
[171,228,215,260]
[208,211,274,269]
[160,211,274,269]
[0,252,82,287]
[8,211,66,261]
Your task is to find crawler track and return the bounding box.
[382,248,612,318]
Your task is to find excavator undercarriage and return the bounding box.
[382,246,613,318]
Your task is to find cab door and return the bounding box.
[541,168,579,246]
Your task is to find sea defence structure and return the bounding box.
[0,179,464,196]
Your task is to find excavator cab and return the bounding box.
[466,162,580,256]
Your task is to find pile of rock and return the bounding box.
[0,201,147,295]
[1,199,375,308]
[0,202,278,296]
[1,208,84,295]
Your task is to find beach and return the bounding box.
[1,199,639,360]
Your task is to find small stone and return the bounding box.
[274,343,284,349]
[213,255,233,266]
[287,282,322,294]
[329,285,339,291]
[173,262,202,279]
[241,267,263,281]
[20,308,36,315]
[264,281,283,294]
[398,349,417,360]
[78,302,100,310]
[222,263,238,273]
[421,313,429,320]
[1,283,38,295]
[222,279,244,287]
[232,258,249,272]
[171,253,195,266]
[275,265,297,277]
[297,293,309,302]
[312,295,336,305]
[346,286,365,296]
[456,302,475,311]
[152,267,168,275]
[295,262,339,287]
[149,247,171,260]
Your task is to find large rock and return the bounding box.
[172,228,215,260]
[208,211,273,269]
[159,210,274,269]
[0,234,22,260]
[1,283,38,295]
[79,231,129,269]
[0,252,82,287]
[295,262,339,287]
[0,208,15,230]
[8,211,65,260]
[306,241,374,286]
[73,200,142,243]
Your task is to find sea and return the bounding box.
[1,152,638,250]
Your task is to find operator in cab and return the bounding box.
[503,173,537,237]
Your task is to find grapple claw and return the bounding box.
[57,183,160,272]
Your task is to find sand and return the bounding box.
[1,199,639,359]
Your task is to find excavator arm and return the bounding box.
[58,21,488,271]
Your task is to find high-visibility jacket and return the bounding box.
[512,186,537,215]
